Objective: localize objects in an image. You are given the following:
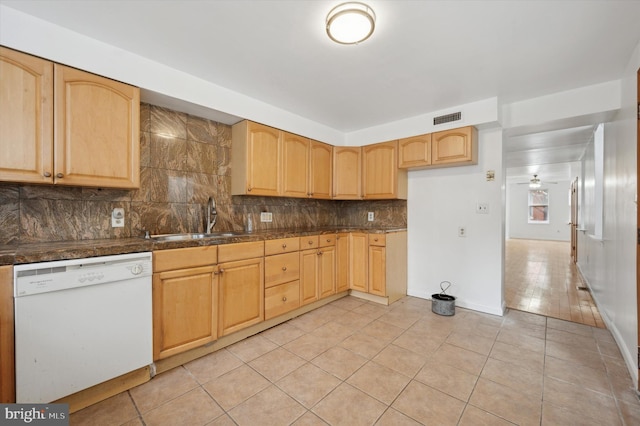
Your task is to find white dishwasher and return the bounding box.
[14,252,153,403]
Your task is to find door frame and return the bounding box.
[570,177,579,263]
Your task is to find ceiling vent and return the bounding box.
[433,112,461,126]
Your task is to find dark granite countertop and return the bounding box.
[0,227,407,265]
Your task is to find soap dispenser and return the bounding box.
[246,214,253,233]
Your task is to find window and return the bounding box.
[528,189,549,223]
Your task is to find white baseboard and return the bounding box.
[577,264,639,386]
[407,288,504,316]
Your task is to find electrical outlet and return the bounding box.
[476,203,489,214]
[260,212,273,222]
[367,212,374,221]
[458,226,466,237]
[111,208,124,228]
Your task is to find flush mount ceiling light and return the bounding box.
[326,2,376,45]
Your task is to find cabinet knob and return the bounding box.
[44,172,52,178]
[219,268,225,274]
[282,296,287,302]
[317,250,322,256]
[282,266,287,271]
[374,238,379,242]
[308,240,313,245]
[282,243,287,249]
[326,238,331,243]
[247,187,252,192]
[56,173,64,178]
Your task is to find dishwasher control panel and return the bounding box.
[14,252,152,297]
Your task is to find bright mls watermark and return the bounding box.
[1,404,68,425]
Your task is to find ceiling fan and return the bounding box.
[516,174,558,188]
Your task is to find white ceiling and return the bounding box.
[3,0,639,172]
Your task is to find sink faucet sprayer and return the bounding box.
[206,196,217,233]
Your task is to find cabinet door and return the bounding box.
[153,266,217,360]
[309,140,333,199]
[54,64,140,188]
[300,248,319,306]
[349,233,368,292]
[368,245,386,296]
[399,134,431,168]
[335,233,350,293]
[282,132,309,197]
[218,257,265,336]
[0,47,53,184]
[246,122,281,196]
[431,126,477,166]
[318,245,336,299]
[362,141,399,199]
[333,146,362,199]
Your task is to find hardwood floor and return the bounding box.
[505,238,605,328]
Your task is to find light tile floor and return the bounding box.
[70,296,640,425]
[505,239,604,328]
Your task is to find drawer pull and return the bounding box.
[326,238,331,242]
[56,173,64,178]
[282,243,287,249]
[282,266,287,271]
[374,238,379,242]
[282,296,287,302]
[308,240,313,245]
[44,172,52,177]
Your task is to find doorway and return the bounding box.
[505,238,604,328]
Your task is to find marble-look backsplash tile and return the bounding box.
[0,104,406,244]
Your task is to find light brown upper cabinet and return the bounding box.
[0,47,140,188]
[398,126,478,169]
[309,140,333,199]
[233,121,335,199]
[282,132,309,197]
[431,126,478,167]
[362,141,407,199]
[333,146,362,199]
[232,121,281,196]
[398,134,432,168]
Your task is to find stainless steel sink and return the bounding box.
[151,232,243,242]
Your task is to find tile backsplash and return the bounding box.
[0,104,406,245]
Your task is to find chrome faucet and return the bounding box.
[206,196,217,233]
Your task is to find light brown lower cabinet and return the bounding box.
[264,240,301,320]
[368,235,387,297]
[152,246,218,361]
[300,236,336,306]
[217,256,265,337]
[335,233,350,293]
[153,266,218,360]
[349,232,368,292]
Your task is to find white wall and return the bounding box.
[507,180,572,241]
[407,128,504,315]
[577,39,639,384]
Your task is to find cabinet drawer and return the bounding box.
[369,234,386,246]
[153,246,217,273]
[265,237,300,256]
[218,241,264,263]
[265,280,300,320]
[265,252,300,288]
[319,234,336,247]
[300,236,319,249]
